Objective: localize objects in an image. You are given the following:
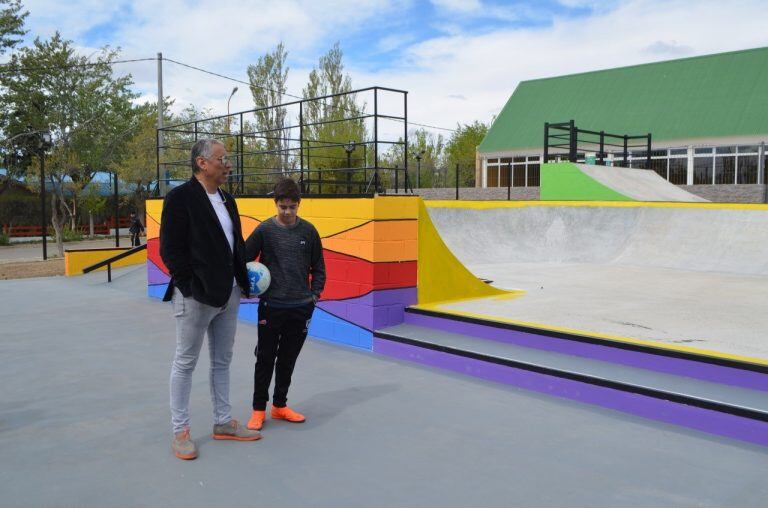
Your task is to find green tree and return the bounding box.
[302,42,366,193]
[0,0,26,56]
[1,32,139,256]
[80,183,106,238]
[110,102,160,220]
[444,120,488,187]
[247,42,289,172]
[0,0,29,195]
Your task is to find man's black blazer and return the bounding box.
[159,176,249,307]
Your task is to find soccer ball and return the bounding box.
[246,261,271,296]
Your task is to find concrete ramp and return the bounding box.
[422,201,768,361]
[541,162,708,202]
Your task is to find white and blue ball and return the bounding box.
[246,261,271,296]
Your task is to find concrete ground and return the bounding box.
[1,266,767,507]
[0,237,137,263]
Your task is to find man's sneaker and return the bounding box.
[172,429,198,460]
[212,419,262,441]
[271,405,306,423]
[247,410,266,430]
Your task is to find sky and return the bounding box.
[14,0,768,137]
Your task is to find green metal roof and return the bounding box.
[479,47,768,153]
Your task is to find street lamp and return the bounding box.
[36,130,53,260]
[343,140,356,194]
[415,150,425,189]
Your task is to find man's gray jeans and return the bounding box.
[170,286,240,433]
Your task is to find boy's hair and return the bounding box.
[273,177,301,202]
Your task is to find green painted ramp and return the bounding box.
[541,162,707,202]
[541,162,632,201]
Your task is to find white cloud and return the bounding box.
[349,0,768,131]
[17,0,768,138]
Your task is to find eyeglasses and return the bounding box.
[210,155,232,165]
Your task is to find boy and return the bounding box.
[245,177,326,431]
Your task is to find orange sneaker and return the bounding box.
[271,405,305,423]
[247,409,266,430]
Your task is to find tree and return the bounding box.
[0,32,139,256]
[302,42,366,193]
[0,0,26,57]
[444,121,488,187]
[110,102,160,220]
[247,42,289,172]
[409,129,445,188]
[0,0,29,195]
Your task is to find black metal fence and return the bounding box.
[544,120,652,169]
[156,87,413,197]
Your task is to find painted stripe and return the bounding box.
[408,304,768,368]
[373,337,768,447]
[403,310,768,391]
[425,200,768,211]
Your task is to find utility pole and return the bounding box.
[157,52,166,196]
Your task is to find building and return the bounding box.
[477,47,768,194]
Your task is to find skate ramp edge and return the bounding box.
[416,200,516,306]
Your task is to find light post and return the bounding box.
[415,150,425,189]
[344,140,356,194]
[226,86,238,123]
[36,131,53,260]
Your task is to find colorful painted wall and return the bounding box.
[65,247,147,276]
[145,196,419,350]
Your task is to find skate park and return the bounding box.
[4,51,768,506]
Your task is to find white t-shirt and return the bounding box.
[205,187,238,287]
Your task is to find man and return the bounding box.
[245,177,326,431]
[128,212,144,246]
[160,138,260,460]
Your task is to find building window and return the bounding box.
[669,158,687,184]
[737,146,759,184]
[486,165,498,187]
[528,164,540,186]
[714,153,736,184]
[513,164,526,187]
[694,156,713,184]
[499,164,510,187]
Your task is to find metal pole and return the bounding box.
[599,131,605,165]
[155,129,161,196]
[374,88,379,192]
[299,101,304,183]
[40,152,47,260]
[403,91,408,194]
[543,122,549,162]
[157,52,166,197]
[346,151,352,194]
[394,165,399,193]
[646,133,652,170]
[507,162,512,200]
[455,163,459,200]
[623,135,629,167]
[239,113,244,194]
[569,120,576,162]
[417,157,421,189]
[114,172,119,247]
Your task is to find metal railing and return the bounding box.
[544,120,652,168]
[82,243,147,282]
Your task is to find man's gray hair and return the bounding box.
[190,138,225,173]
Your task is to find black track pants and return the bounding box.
[252,301,314,410]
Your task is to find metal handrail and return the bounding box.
[82,243,147,282]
